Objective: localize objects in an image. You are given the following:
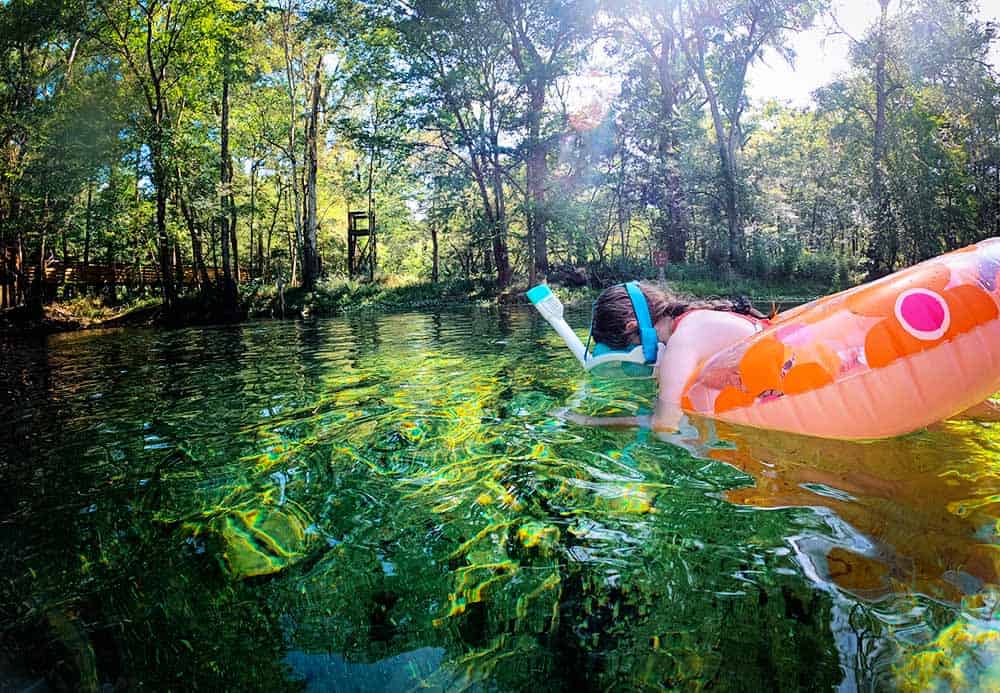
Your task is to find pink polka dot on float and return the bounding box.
[894,288,950,340]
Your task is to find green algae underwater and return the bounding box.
[1,306,997,691]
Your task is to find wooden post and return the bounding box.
[348,210,376,280]
[369,211,376,282]
[348,215,356,277]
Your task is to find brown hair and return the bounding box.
[589,282,765,350]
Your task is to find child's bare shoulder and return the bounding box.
[673,309,758,339]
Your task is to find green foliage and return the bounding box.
[837,254,855,289]
[778,240,802,280]
[0,0,996,320]
[749,236,771,278]
[246,275,498,318]
[795,251,837,285]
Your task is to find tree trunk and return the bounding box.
[617,137,627,261]
[30,197,48,316]
[229,159,239,287]
[257,235,264,283]
[265,178,282,283]
[83,180,92,270]
[366,140,376,282]
[16,230,25,307]
[490,133,511,288]
[467,152,509,288]
[431,221,439,283]
[219,74,238,313]
[282,11,303,287]
[283,177,298,282]
[654,33,689,264]
[211,219,218,270]
[707,102,741,267]
[173,242,184,293]
[866,0,896,278]
[525,88,548,282]
[177,183,211,289]
[249,161,257,279]
[689,29,742,269]
[151,123,176,306]
[302,57,323,290]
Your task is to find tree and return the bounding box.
[93,0,224,306]
[0,0,88,310]
[863,0,898,277]
[394,0,519,287]
[495,0,595,282]
[610,0,695,263]
[678,0,821,269]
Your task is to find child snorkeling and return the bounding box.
[527,280,769,431]
[529,280,1000,433]
[591,282,769,429]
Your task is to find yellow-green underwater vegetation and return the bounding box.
[1,306,998,690]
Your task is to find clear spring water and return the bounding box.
[1,306,997,691]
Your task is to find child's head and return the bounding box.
[590,282,758,350]
[589,282,674,350]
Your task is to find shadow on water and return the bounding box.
[0,307,996,691]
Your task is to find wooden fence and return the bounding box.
[1,259,247,309]
[21,263,244,286]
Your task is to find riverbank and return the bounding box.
[0,297,164,334]
[246,273,830,318]
[0,273,833,334]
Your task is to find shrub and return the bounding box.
[795,251,838,286]
[836,255,855,289]
[585,257,650,286]
[777,240,802,279]
[749,237,772,279]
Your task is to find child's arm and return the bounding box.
[560,411,650,427]
[652,311,757,431]
[651,334,701,431]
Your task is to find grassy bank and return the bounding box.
[242,273,833,318]
[3,272,838,334]
[244,277,503,318]
[238,277,833,322]
[0,296,163,333]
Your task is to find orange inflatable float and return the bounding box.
[681,238,1000,439]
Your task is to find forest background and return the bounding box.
[1,0,998,322]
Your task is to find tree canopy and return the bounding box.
[1,0,997,312]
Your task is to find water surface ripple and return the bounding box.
[1,307,997,691]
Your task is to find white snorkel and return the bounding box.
[526,282,665,375]
[526,284,588,366]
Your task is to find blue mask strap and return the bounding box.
[625,281,658,364]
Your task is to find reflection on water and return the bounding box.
[673,418,1000,603]
[0,307,997,691]
[286,646,448,692]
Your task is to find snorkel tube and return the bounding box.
[527,282,664,375]
[526,284,587,366]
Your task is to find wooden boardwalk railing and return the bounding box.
[15,263,246,286]
[1,261,248,308]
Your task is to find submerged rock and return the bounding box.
[201,502,314,580]
[896,618,1000,692]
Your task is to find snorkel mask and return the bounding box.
[526,281,665,378]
